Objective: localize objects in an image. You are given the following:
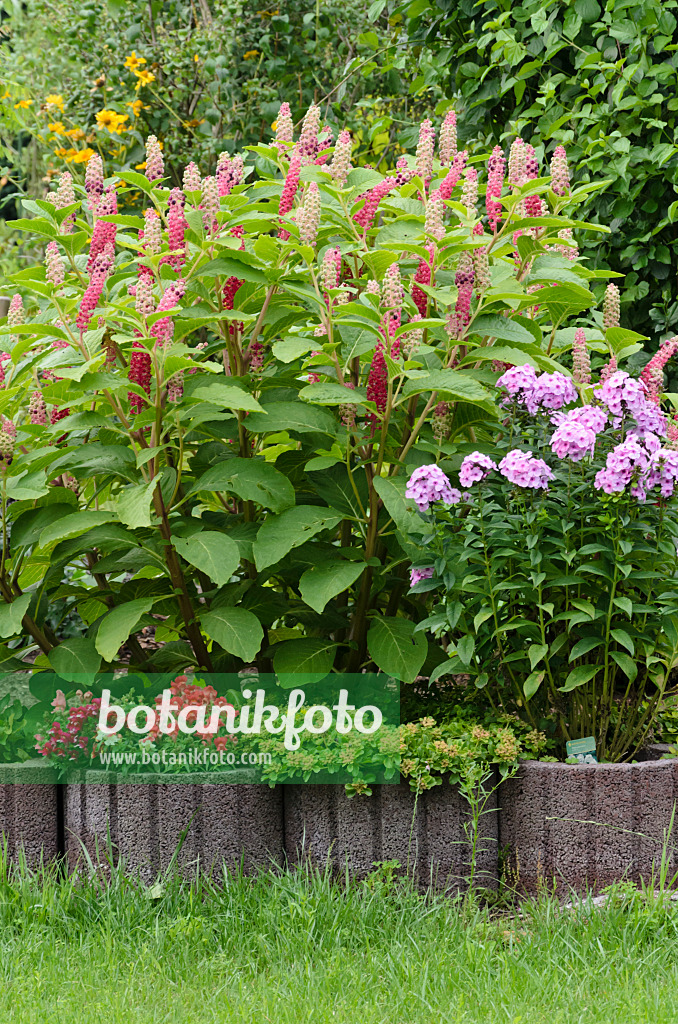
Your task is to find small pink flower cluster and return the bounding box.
[36,694,101,760]
[499,450,553,489]
[405,464,461,511]
[497,365,577,416]
[85,152,104,210]
[329,130,352,188]
[459,452,496,487]
[128,342,151,414]
[439,110,457,164]
[297,182,321,246]
[87,186,117,270]
[354,176,398,231]
[77,248,114,332]
[415,118,435,184]
[640,336,678,404]
[150,278,187,348]
[410,566,435,587]
[486,146,506,233]
[145,135,164,181]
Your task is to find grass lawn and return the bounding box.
[0,856,677,1023]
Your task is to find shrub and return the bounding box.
[402,0,678,342]
[0,111,607,681]
[405,359,678,760]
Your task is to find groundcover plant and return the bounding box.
[0,111,611,687]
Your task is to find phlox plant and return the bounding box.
[0,113,611,685]
[406,357,678,761]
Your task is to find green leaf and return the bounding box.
[245,401,337,435]
[198,256,268,284]
[569,637,604,661]
[456,635,475,667]
[192,458,295,512]
[273,637,338,684]
[48,638,101,684]
[372,475,422,535]
[0,595,31,639]
[39,511,114,549]
[402,370,491,403]
[469,315,538,346]
[299,382,369,406]
[611,651,637,683]
[299,560,366,613]
[253,506,343,570]
[307,463,368,519]
[474,607,494,632]
[200,607,263,662]
[559,664,601,692]
[523,670,545,700]
[528,643,549,670]
[613,596,633,619]
[273,338,316,363]
[95,599,154,663]
[611,628,635,655]
[114,477,160,529]
[464,346,566,374]
[367,617,427,683]
[172,532,240,587]
[191,383,265,412]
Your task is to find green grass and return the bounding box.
[1,854,678,1023]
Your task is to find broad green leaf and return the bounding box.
[611,651,638,682]
[469,315,538,345]
[367,617,427,683]
[611,628,634,655]
[253,506,343,570]
[299,560,366,613]
[569,637,604,661]
[528,643,549,670]
[613,597,633,619]
[95,598,154,662]
[402,370,491,402]
[245,401,337,435]
[173,532,240,586]
[523,670,545,700]
[114,477,160,529]
[299,382,369,406]
[456,635,475,667]
[559,664,601,692]
[308,463,368,519]
[0,595,31,639]
[201,607,263,662]
[48,638,101,683]
[273,338,316,362]
[191,383,265,412]
[474,607,495,632]
[372,475,422,535]
[197,256,268,283]
[192,458,295,512]
[273,637,338,684]
[39,511,114,549]
[463,345,566,374]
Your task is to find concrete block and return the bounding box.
[65,771,283,881]
[0,760,59,867]
[499,759,678,894]
[283,778,499,892]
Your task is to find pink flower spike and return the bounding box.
[486,146,506,233]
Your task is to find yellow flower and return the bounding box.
[45,94,65,112]
[271,119,278,131]
[135,160,147,170]
[124,51,146,71]
[95,109,129,134]
[126,99,144,118]
[243,50,259,60]
[134,69,156,90]
[14,99,33,109]
[48,121,66,134]
[71,148,95,163]
[54,146,79,162]
[65,127,85,141]
[194,53,199,62]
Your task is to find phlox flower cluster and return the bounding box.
[496,365,577,416]
[499,450,553,489]
[594,438,650,499]
[459,452,496,487]
[405,465,461,512]
[410,566,434,587]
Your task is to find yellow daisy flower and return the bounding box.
[48,121,66,134]
[243,50,259,60]
[134,69,156,90]
[14,99,33,109]
[71,148,95,163]
[124,51,146,71]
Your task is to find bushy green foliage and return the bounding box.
[403,0,678,341]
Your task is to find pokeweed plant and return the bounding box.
[0,113,609,683]
[404,353,678,761]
